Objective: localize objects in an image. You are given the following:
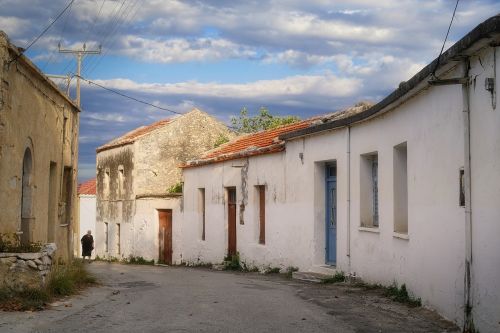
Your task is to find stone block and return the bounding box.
[17,252,42,260]
[34,258,43,265]
[42,243,57,257]
[0,257,16,264]
[42,255,51,265]
[27,260,37,269]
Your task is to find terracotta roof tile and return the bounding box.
[97,118,172,152]
[183,120,314,167]
[78,178,96,195]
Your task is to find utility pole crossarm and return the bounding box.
[58,44,101,107]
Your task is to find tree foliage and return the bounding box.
[230,107,300,133]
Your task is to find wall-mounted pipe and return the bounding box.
[346,126,351,268]
[462,59,474,331]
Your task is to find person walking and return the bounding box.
[81,230,94,263]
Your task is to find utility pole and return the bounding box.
[58,43,101,107]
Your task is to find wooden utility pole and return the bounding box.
[58,43,101,107]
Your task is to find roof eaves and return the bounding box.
[280,14,500,141]
[182,143,285,168]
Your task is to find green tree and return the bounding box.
[230,107,300,133]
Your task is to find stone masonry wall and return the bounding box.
[0,243,57,291]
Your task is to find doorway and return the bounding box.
[227,187,237,257]
[325,163,337,265]
[158,210,172,264]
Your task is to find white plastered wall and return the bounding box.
[78,194,96,258]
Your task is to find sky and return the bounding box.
[0,0,498,181]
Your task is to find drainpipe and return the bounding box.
[346,126,351,271]
[462,59,474,332]
[429,58,473,331]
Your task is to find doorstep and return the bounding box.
[292,265,339,283]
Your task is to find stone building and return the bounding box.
[95,108,233,263]
[0,31,80,260]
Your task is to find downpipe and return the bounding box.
[462,59,474,332]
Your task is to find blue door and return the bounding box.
[326,164,337,265]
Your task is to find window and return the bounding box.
[104,222,109,253]
[62,166,73,225]
[199,188,206,240]
[459,168,465,207]
[256,185,266,244]
[103,168,110,200]
[393,142,408,234]
[116,223,121,254]
[360,153,379,227]
[118,165,124,199]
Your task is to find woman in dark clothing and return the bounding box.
[81,230,94,263]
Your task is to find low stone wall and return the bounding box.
[0,243,57,291]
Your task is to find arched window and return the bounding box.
[21,148,33,245]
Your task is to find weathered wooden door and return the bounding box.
[326,164,337,265]
[158,210,172,264]
[227,188,237,256]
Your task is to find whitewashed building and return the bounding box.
[95,108,233,264]
[76,178,96,258]
[180,15,500,333]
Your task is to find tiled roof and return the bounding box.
[96,118,172,152]
[183,120,313,168]
[183,103,373,168]
[78,178,96,195]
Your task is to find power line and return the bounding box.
[76,75,184,115]
[432,0,460,77]
[9,0,76,65]
[41,0,75,71]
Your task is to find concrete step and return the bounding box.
[292,271,334,283]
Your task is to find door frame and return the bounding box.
[158,209,173,264]
[226,187,237,257]
[325,163,337,265]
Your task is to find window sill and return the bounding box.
[393,232,409,240]
[59,224,69,227]
[358,226,380,233]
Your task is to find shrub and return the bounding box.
[321,271,346,284]
[167,182,183,194]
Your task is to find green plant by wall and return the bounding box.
[167,182,183,194]
[384,283,421,307]
[224,253,242,271]
[321,271,346,284]
[125,256,155,265]
[0,233,42,253]
[213,134,230,148]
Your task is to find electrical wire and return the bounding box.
[76,75,184,115]
[9,0,76,65]
[41,0,75,71]
[85,0,140,76]
[432,0,460,78]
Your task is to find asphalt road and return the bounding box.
[0,262,459,333]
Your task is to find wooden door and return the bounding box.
[227,188,237,256]
[158,210,173,264]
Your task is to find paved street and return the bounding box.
[1,263,458,333]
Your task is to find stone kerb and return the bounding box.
[0,243,57,291]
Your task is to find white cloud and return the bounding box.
[119,35,256,63]
[87,73,361,101]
